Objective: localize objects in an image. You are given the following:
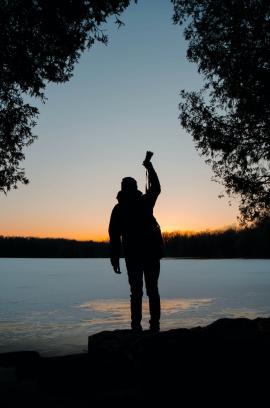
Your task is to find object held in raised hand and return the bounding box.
[144,151,154,192]
[144,151,153,165]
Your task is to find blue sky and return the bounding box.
[0,0,239,239]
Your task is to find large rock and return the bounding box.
[88,317,270,403]
[1,317,270,406]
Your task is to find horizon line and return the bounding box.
[0,225,245,242]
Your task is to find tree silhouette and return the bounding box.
[172,0,270,224]
[0,0,134,193]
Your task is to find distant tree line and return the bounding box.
[163,220,270,258]
[0,237,109,258]
[0,220,269,258]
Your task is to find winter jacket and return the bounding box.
[109,163,164,262]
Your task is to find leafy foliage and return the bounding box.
[0,0,133,192]
[172,0,270,223]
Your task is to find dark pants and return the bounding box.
[125,258,160,329]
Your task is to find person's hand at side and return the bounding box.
[111,256,121,274]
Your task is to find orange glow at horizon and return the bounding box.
[1,198,239,241]
[1,191,239,241]
[0,229,109,242]
[1,223,239,242]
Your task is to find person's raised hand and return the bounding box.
[142,151,153,168]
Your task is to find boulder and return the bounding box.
[1,317,270,406]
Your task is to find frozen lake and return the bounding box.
[0,258,270,356]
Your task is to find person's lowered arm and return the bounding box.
[109,206,121,274]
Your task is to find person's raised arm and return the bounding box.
[143,151,161,204]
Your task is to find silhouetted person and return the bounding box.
[109,152,164,332]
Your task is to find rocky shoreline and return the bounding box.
[1,317,270,406]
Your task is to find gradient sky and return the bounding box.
[0,0,239,241]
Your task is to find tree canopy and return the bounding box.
[0,0,133,193]
[172,0,270,223]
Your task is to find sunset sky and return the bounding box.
[0,0,239,241]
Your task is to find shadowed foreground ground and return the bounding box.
[1,317,270,406]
